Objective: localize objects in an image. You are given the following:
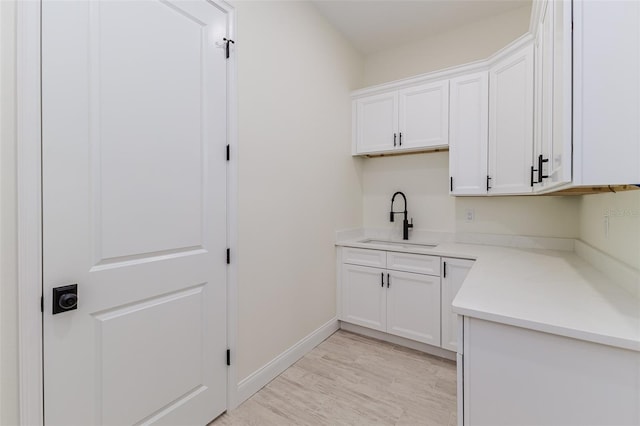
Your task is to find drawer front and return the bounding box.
[342,247,386,268]
[387,251,440,275]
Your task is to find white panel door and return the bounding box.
[42,1,228,425]
[398,80,449,150]
[386,270,440,345]
[355,92,398,154]
[488,44,534,195]
[449,72,489,195]
[341,265,387,332]
[441,258,474,352]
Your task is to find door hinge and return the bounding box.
[223,38,235,59]
[40,296,43,313]
[226,144,230,161]
[226,349,231,366]
[226,248,230,264]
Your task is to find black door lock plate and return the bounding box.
[52,284,78,314]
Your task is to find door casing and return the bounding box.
[15,1,239,423]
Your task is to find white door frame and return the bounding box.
[15,1,239,423]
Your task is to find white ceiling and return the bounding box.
[311,0,532,54]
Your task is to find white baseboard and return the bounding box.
[233,317,339,408]
[340,322,456,361]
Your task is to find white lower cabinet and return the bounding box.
[386,270,440,346]
[459,317,640,425]
[441,258,474,352]
[339,247,474,350]
[342,263,440,345]
[341,264,386,332]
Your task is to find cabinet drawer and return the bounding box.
[342,248,386,268]
[386,251,440,275]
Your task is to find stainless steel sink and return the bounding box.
[357,239,437,249]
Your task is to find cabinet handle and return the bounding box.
[393,133,397,147]
[387,273,390,288]
[486,175,492,191]
[443,261,447,278]
[381,272,384,287]
[530,166,538,187]
[399,132,402,146]
[538,155,549,182]
[450,176,453,192]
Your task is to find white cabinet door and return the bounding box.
[355,92,398,154]
[398,80,449,150]
[488,44,534,195]
[449,72,489,195]
[534,0,572,192]
[573,0,640,185]
[386,270,440,346]
[42,1,228,424]
[341,264,387,332]
[441,258,474,352]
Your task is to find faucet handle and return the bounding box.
[408,218,414,229]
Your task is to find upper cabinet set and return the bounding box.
[352,0,640,196]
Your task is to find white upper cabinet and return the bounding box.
[398,81,449,150]
[488,43,535,195]
[355,92,398,154]
[572,0,640,186]
[353,79,449,155]
[449,72,489,195]
[533,0,572,192]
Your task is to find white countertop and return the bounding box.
[336,238,640,352]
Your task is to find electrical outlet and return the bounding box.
[465,208,475,222]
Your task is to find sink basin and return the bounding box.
[358,239,437,249]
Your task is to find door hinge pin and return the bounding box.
[227,248,230,264]
[226,349,231,366]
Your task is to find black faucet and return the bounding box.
[389,191,413,240]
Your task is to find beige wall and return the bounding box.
[0,0,19,425]
[579,191,640,269]
[362,5,531,87]
[363,153,580,238]
[233,1,364,381]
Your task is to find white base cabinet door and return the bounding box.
[341,264,386,332]
[441,258,473,352]
[386,270,441,346]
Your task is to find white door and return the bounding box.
[42,1,229,425]
[386,270,440,346]
[341,265,387,332]
[449,72,489,195]
[398,80,449,150]
[355,92,398,154]
[441,258,474,352]
[488,44,534,195]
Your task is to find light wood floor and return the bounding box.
[211,330,457,425]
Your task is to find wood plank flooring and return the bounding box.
[211,330,457,425]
